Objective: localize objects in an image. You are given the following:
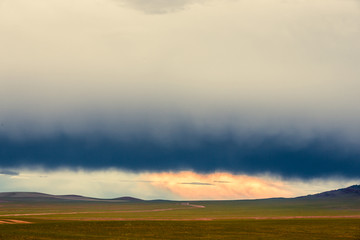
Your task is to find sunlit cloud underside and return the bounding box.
[0,169,358,200]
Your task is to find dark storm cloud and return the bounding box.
[0,129,359,179]
[0,169,19,176]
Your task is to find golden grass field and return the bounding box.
[0,192,360,239]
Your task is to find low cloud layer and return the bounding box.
[180,182,214,186]
[117,0,207,14]
[0,130,359,179]
[0,170,19,176]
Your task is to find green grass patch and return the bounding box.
[0,219,360,240]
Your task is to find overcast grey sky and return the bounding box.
[0,0,359,198]
[1,0,360,135]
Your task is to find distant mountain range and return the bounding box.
[0,185,359,202]
[299,185,360,199]
[0,192,142,202]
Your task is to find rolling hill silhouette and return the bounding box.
[0,185,359,202]
[298,185,360,199]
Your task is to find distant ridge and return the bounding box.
[298,185,360,199]
[112,196,144,202]
[1,185,359,202]
[0,192,52,198]
[0,192,143,202]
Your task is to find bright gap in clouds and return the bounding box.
[0,169,358,200]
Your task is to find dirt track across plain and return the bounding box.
[0,204,205,217]
[34,215,360,222]
[0,219,31,224]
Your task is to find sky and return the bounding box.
[0,0,359,200]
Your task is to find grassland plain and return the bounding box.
[0,188,360,239]
[1,197,360,220]
[0,219,360,240]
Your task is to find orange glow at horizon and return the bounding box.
[143,171,293,200]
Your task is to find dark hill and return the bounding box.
[298,185,360,199]
[0,192,53,198]
[1,185,359,202]
[112,196,143,201]
[0,192,143,202]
